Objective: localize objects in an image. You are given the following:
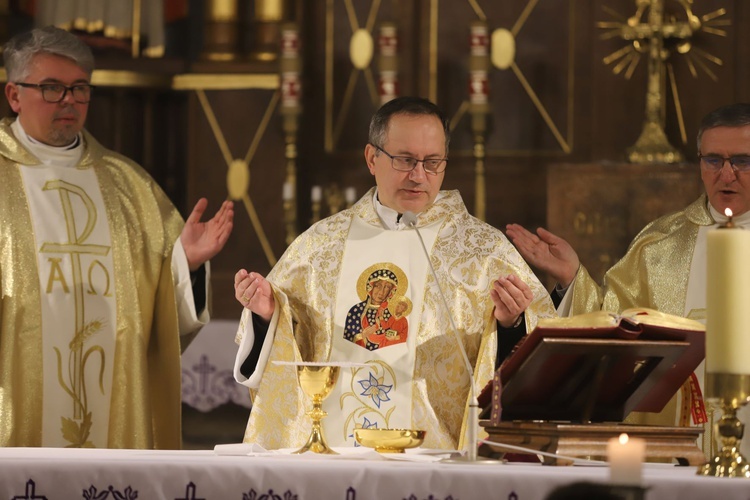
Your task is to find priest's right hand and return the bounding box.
[505,224,580,288]
[234,269,275,322]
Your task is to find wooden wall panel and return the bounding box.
[3,0,749,310]
[184,88,288,319]
[292,0,747,289]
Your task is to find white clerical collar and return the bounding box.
[708,201,750,228]
[11,119,83,168]
[372,188,444,230]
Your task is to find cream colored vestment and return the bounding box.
[234,188,557,450]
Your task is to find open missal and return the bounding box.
[480,308,705,424]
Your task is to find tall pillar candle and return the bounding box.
[706,221,750,375]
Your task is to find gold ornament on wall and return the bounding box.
[201,0,240,61]
[598,0,729,164]
[250,0,286,61]
[325,0,383,153]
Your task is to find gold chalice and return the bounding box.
[293,363,341,455]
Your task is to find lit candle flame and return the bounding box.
[725,208,733,218]
[619,433,629,445]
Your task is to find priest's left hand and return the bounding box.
[490,274,533,328]
[181,198,234,271]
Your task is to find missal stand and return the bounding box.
[479,309,707,465]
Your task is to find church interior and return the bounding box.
[0,0,746,452]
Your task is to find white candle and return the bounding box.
[607,433,645,486]
[345,186,356,204]
[311,185,322,203]
[282,182,294,201]
[706,209,750,374]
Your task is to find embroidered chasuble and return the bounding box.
[0,118,191,448]
[563,194,750,458]
[234,188,557,450]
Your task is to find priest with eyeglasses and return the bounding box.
[232,96,556,451]
[506,102,750,459]
[0,26,234,449]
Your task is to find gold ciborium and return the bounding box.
[293,363,341,455]
[699,373,750,477]
[354,428,426,453]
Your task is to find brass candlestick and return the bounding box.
[324,184,345,215]
[293,364,341,454]
[468,21,489,221]
[698,373,750,477]
[280,22,301,245]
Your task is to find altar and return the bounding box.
[0,447,746,499]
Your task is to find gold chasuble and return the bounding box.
[0,118,184,448]
[567,196,712,319]
[564,195,750,456]
[236,188,556,450]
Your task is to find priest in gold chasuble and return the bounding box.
[506,103,750,459]
[233,97,557,450]
[0,27,234,448]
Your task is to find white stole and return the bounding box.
[323,215,440,445]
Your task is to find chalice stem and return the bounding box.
[294,397,338,454]
[294,364,340,455]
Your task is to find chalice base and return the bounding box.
[293,424,338,455]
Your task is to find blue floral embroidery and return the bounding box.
[358,372,392,408]
[361,416,378,429]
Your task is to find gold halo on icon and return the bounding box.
[355,263,408,302]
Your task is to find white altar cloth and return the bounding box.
[0,447,746,500]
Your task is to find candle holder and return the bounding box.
[546,482,647,500]
[324,184,344,215]
[607,484,648,500]
[698,373,750,478]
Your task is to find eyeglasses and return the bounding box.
[698,154,750,173]
[372,144,447,175]
[15,82,94,104]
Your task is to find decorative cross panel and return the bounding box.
[428,0,576,219]
[325,0,385,153]
[173,74,281,268]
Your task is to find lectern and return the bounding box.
[479,310,707,465]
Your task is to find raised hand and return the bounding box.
[181,198,234,271]
[490,274,533,328]
[505,224,579,288]
[234,269,275,322]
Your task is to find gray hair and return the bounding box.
[368,96,451,155]
[697,103,750,152]
[3,26,95,82]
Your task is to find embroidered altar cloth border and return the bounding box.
[0,447,746,500]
